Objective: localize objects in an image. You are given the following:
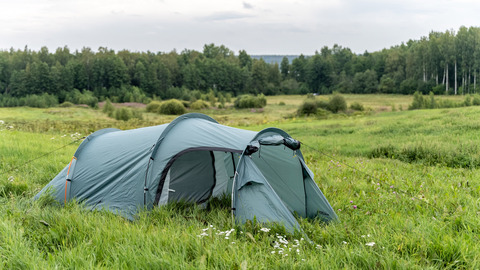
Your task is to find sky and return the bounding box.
[1,0,479,55]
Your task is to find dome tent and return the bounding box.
[35,113,338,232]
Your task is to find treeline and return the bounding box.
[1,26,480,106]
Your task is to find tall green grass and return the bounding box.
[2,98,480,268]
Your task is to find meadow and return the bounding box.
[1,94,479,269]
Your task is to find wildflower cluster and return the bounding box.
[197,225,235,242]
[70,132,82,140]
[327,160,342,170]
[271,233,304,257]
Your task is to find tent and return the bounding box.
[35,113,338,232]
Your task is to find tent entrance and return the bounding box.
[157,148,241,206]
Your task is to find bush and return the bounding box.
[278,101,286,106]
[112,107,143,121]
[350,102,364,111]
[473,95,480,106]
[409,91,425,110]
[59,101,74,108]
[65,89,98,108]
[102,99,115,115]
[316,100,329,110]
[328,94,347,113]
[234,94,267,109]
[298,100,318,116]
[146,101,162,113]
[159,99,186,115]
[22,93,58,108]
[190,100,210,110]
[464,95,472,107]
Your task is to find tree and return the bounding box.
[251,59,268,94]
[280,56,289,79]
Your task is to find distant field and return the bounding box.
[1,94,480,268]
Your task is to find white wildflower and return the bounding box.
[260,227,270,232]
[0,120,4,124]
[8,176,14,182]
[365,242,375,247]
[342,241,347,245]
[197,232,208,238]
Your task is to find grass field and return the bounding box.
[1,94,480,269]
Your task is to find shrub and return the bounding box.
[328,94,347,113]
[316,100,329,110]
[159,99,186,115]
[65,89,98,108]
[278,101,286,106]
[473,95,480,106]
[409,91,425,110]
[350,102,364,111]
[298,100,318,116]
[146,101,162,113]
[190,100,210,110]
[234,94,267,109]
[23,93,59,108]
[464,95,472,107]
[102,99,115,115]
[112,107,143,121]
[59,101,74,108]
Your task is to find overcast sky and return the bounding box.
[1,0,479,55]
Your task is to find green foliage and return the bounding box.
[112,107,143,121]
[146,100,162,113]
[0,93,59,108]
[298,94,347,115]
[3,28,480,107]
[349,102,364,111]
[65,89,98,108]
[298,99,318,116]
[102,98,115,115]
[58,101,74,108]
[159,99,187,115]
[327,94,347,113]
[409,91,479,111]
[234,94,267,109]
[190,100,210,110]
[473,95,480,106]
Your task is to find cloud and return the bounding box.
[243,2,254,9]
[198,11,254,22]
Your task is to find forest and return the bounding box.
[1,26,480,106]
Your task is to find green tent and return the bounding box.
[35,113,337,232]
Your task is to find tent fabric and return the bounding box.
[35,113,337,232]
[234,156,301,233]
